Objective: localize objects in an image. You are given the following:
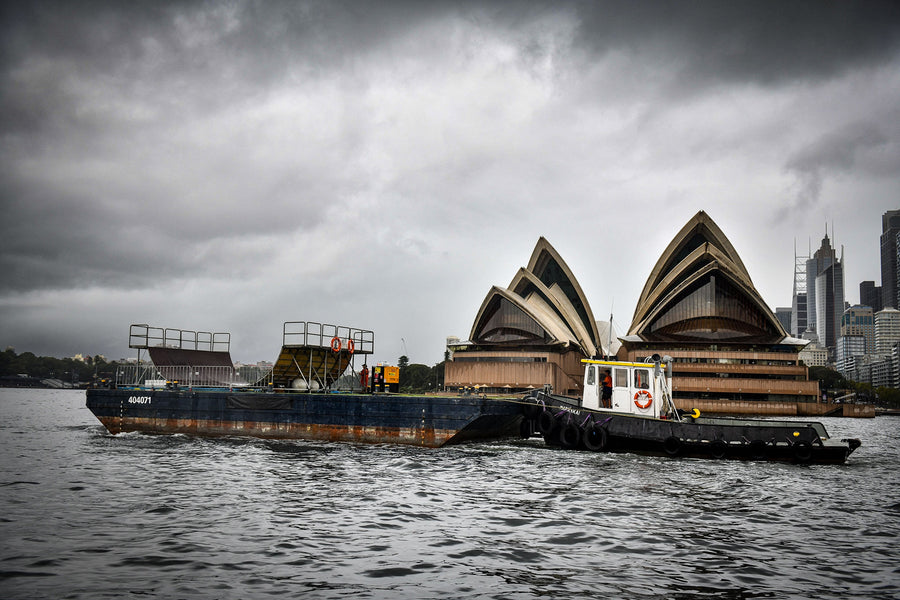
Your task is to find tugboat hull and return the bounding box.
[526,391,860,464]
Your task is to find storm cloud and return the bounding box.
[1,1,899,364]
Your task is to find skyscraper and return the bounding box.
[875,308,900,354]
[806,231,844,355]
[791,243,808,337]
[816,261,844,351]
[880,210,900,309]
[775,307,792,333]
[860,280,883,313]
[841,305,874,353]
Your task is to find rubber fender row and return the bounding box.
[663,436,816,462]
[533,409,609,451]
[526,401,821,462]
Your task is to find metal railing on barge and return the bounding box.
[114,364,274,390]
[128,324,232,353]
[114,321,375,392]
[282,321,374,355]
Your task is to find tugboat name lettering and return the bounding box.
[128,396,151,404]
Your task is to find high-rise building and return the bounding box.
[875,308,900,354]
[896,230,900,309]
[836,335,866,375]
[841,305,874,353]
[860,280,883,314]
[791,244,808,337]
[798,341,827,367]
[775,307,792,332]
[807,232,844,355]
[871,353,895,389]
[880,210,900,309]
[892,344,900,389]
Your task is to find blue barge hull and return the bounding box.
[85,388,525,447]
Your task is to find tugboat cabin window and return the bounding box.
[634,369,650,389]
[614,368,628,388]
[586,365,596,386]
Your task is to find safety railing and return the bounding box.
[115,364,273,389]
[128,324,231,353]
[282,321,374,354]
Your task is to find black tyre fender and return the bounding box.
[663,436,682,456]
[748,439,767,460]
[519,418,532,439]
[793,440,813,462]
[559,417,581,449]
[537,410,557,435]
[710,439,728,459]
[583,424,608,452]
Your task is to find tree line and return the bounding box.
[808,366,900,407]
[0,347,449,392]
[0,348,120,385]
[397,355,446,393]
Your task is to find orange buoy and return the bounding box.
[634,390,653,409]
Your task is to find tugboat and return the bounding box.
[86,322,524,447]
[523,355,861,464]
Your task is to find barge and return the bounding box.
[522,356,861,464]
[86,322,523,447]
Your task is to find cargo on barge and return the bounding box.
[86,322,523,447]
[522,355,861,464]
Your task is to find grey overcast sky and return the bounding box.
[2,1,899,366]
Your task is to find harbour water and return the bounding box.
[2,388,898,599]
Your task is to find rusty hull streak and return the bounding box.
[99,416,453,447]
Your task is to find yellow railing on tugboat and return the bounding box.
[582,358,669,369]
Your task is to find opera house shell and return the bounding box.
[444,237,611,395]
[445,211,820,411]
[622,211,819,409]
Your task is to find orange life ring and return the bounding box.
[330,336,341,352]
[634,390,653,409]
[347,339,355,354]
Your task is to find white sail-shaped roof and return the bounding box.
[629,211,787,343]
[468,238,603,356]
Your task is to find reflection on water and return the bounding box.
[1,389,898,599]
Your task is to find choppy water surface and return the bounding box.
[1,389,899,599]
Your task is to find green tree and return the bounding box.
[400,364,432,392]
[852,381,875,403]
[393,356,447,393]
[808,366,848,390]
[397,355,409,389]
[876,387,900,408]
[432,361,445,390]
[0,348,121,385]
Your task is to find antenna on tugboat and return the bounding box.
[607,300,614,360]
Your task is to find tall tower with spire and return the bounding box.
[807,226,844,356]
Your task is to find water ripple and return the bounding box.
[1,389,898,599]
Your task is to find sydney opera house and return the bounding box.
[444,211,820,411]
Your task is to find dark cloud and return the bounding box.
[573,0,900,89]
[787,122,889,175]
[780,115,900,217]
[0,1,898,362]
